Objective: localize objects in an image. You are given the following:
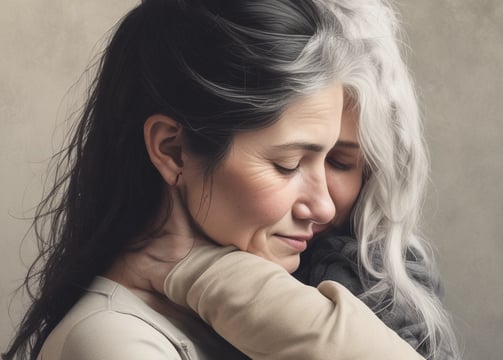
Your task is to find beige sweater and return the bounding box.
[164,244,426,360]
[38,276,247,360]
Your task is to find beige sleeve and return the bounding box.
[164,244,425,360]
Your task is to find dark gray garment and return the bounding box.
[293,234,453,359]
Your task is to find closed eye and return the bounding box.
[274,163,300,175]
[326,157,353,171]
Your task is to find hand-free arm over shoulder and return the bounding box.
[164,244,425,360]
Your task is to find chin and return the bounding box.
[282,258,301,274]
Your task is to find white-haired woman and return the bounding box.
[160,0,460,359]
[294,1,460,358]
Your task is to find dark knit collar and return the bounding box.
[293,232,447,358]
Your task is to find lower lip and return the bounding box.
[276,235,308,252]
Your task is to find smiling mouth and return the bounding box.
[275,234,312,252]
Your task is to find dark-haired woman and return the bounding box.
[157,1,460,359]
[4,1,445,360]
[3,0,415,359]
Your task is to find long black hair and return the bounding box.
[4,0,354,358]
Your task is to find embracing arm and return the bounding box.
[164,244,425,360]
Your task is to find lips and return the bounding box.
[275,233,313,252]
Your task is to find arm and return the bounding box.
[164,243,425,360]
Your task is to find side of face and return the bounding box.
[314,106,365,235]
[180,83,344,272]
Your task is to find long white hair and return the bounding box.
[318,1,460,359]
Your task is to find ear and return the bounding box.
[144,114,184,186]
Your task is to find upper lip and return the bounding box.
[275,233,313,242]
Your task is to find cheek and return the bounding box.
[230,166,293,218]
[327,170,363,225]
[200,164,294,246]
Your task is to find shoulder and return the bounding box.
[59,311,182,360]
[40,276,187,360]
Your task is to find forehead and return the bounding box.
[237,83,344,149]
[283,84,343,121]
[339,106,359,141]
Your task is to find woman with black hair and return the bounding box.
[4,1,441,359]
[158,1,460,359]
[3,0,363,359]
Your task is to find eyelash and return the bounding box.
[274,163,300,175]
[326,158,353,171]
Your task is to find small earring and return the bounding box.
[175,171,182,186]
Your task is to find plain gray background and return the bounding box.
[1,1,501,359]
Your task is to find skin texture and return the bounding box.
[106,104,365,318]
[314,106,365,235]
[180,83,344,272]
[107,82,344,296]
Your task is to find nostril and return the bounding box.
[292,197,335,225]
[292,202,312,221]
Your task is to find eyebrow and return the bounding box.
[272,142,324,152]
[334,140,359,149]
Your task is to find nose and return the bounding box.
[292,171,335,225]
